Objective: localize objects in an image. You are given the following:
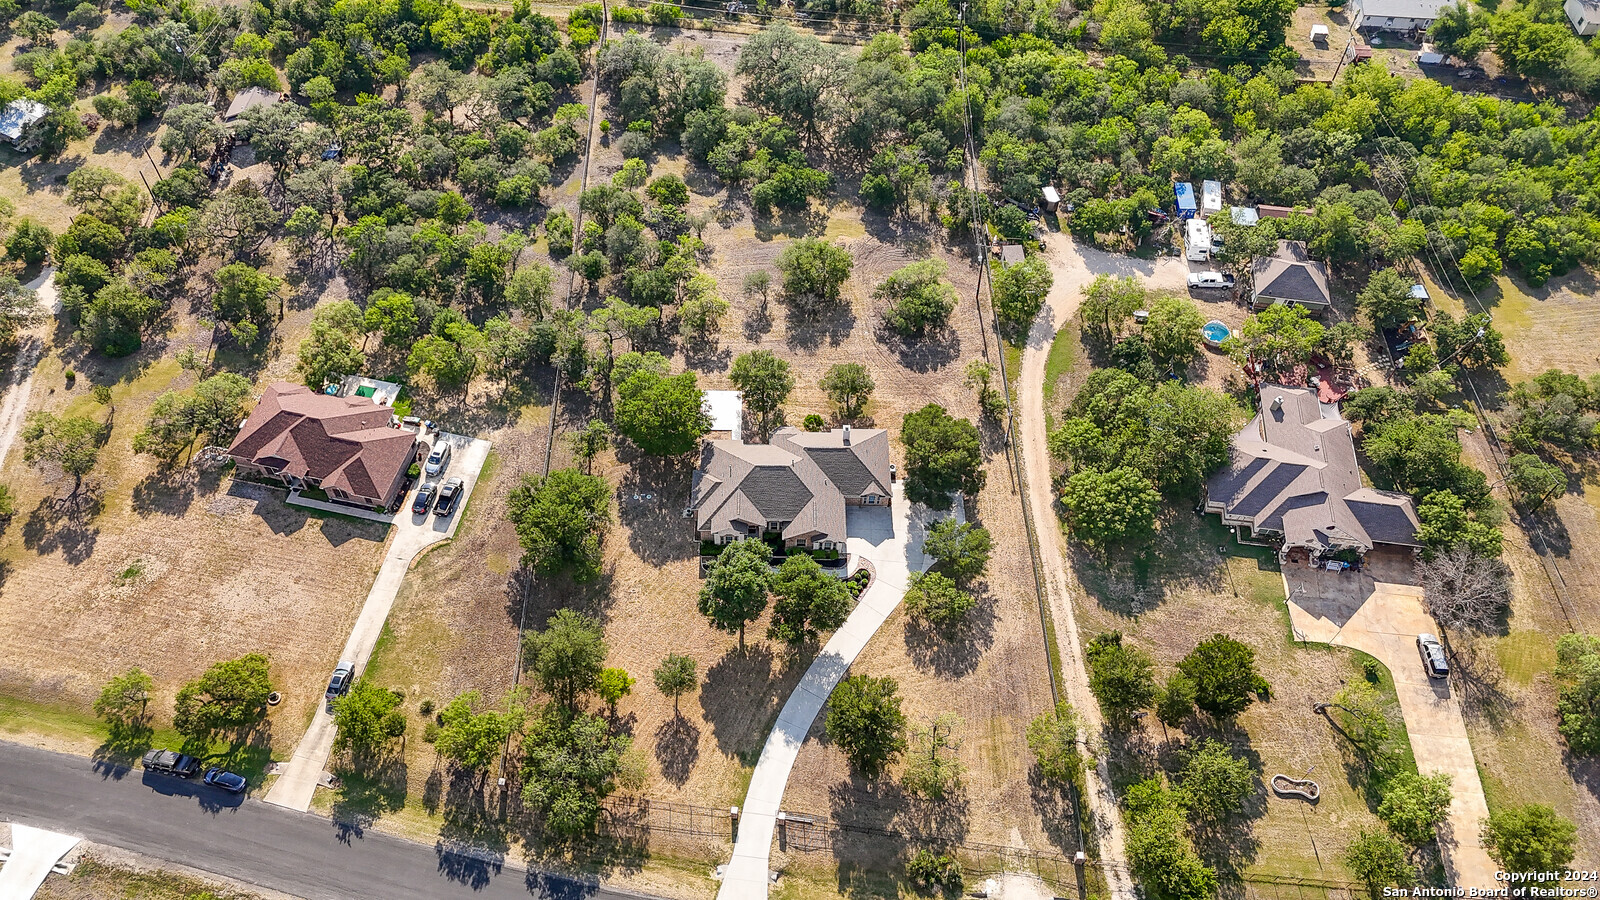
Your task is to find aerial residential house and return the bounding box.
[0,99,49,152]
[1251,240,1331,311]
[1205,386,1420,564]
[228,383,419,510]
[1568,0,1599,34]
[688,425,891,555]
[1353,0,1449,31]
[223,87,280,125]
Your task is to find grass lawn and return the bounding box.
[1071,511,1411,884]
[1041,321,1077,430]
[34,854,268,900]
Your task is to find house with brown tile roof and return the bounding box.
[1204,385,1420,561]
[688,425,891,552]
[228,383,419,510]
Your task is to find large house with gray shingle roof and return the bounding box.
[688,425,891,553]
[1205,385,1420,562]
[228,383,418,509]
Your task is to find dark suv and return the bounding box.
[141,748,201,778]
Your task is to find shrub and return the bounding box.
[904,849,962,895]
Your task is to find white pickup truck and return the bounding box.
[1188,271,1236,290]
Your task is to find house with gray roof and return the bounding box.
[1251,240,1331,311]
[1205,386,1420,562]
[688,425,891,554]
[1353,0,1450,31]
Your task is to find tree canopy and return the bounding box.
[507,469,612,582]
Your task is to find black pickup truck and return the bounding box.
[141,748,201,778]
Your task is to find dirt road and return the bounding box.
[0,270,62,472]
[1018,233,1188,897]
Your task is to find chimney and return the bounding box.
[1271,395,1284,411]
[842,425,851,445]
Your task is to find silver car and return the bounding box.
[424,441,451,477]
[1416,633,1449,679]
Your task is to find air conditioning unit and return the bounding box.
[682,508,695,518]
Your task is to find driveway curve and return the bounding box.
[717,483,955,899]
[1019,232,1189,899]
[1284,553,1497,888]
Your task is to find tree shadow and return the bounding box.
[741,303,774,343]
[653,715,700,788]
[618,456,695,566]
[423,762,445,814]
[130,459,228,517]
[699,644,799,763]
[752,206,830,241]
[901,588,997,679]
[330,752,410,842]
[860,211,934,258]
[784,299,857,351]
[92,721,154,779]
[21,491,102,564]
[874,324,961,374]
[435,769,510,889]
[827,774,911,900]
[1028,765,1086,858]
[683,339,732,374]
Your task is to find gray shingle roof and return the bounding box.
[1206,386,1420,553]
[1252,241,1331,307]
[690,426,891,544]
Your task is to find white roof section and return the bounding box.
[1041,185,1060,203]
[1231,206,1260,226]
[703,390,743,441]
[1202,180,1223,212]
[0,99,48,141]
[1360,0,1449,17]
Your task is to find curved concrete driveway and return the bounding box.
[717,484,954,899]
[1284,553,1497,888]
[265,434,492,812]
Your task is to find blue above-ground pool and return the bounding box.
[1202,320,1231,347]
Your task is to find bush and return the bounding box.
[1178,634,1269,719]
[1482,804,1577,873]
[1377,772,1453,845]
[803,413,824,431]
[1085,631,1157,729]
[419,699,435,716]
[902,571,973,630]
[904,849,962,895]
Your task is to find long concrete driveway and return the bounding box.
[1019,232,1189,898]
[265,434,492,812]
[1284,552,1497,888]
[717,484,953,899]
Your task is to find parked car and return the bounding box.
[424,441,452,477]
[413,482,437,515]
[1417,633,1449,679]
[1188,271,1236,290]
[325,661,355,701]
[434,477,464,517]
[204,767,247,793]
[141,748,201,778]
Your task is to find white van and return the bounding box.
[1186,218,1212,262]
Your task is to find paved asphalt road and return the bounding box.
[0,742,651,900]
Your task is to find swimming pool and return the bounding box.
[1202,320,1231,347]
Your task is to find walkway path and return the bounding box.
[1284,554,1498,888]
[0,269,61,472]
[264,434,493,812]
[1018,232,1189,899]
[0,824,78,900]
[716,484,952,899]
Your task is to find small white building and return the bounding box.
[1186,218,1212,262]
[0,99,49,151]
[1201,180,1223,217]
[1567,0,1600,35]
[702,390,743,442]
[1354,0,1450,31]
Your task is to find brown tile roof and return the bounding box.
[228,383,415,502]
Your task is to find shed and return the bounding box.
[1258,204,1297,219]
[1310,23,1330,42]
[1041,185,1060,212]
[0,99,49,148]
[224,87,280,123]
[1201,180,1223,216]
[997,244,1026,265]
[702,390,744,442]
[1231,206,1260,227]
[1174,182,1198,220]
